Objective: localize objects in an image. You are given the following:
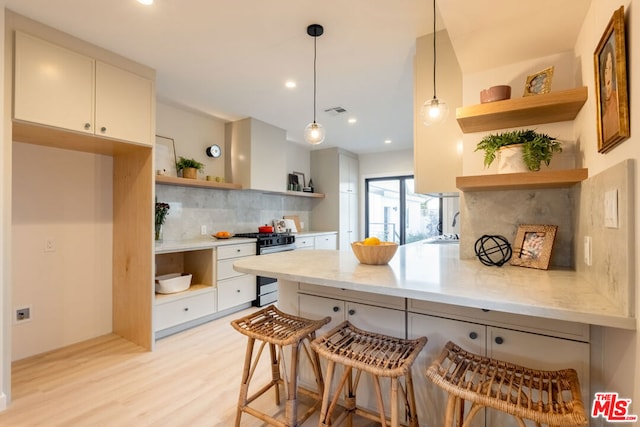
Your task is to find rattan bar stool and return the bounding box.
[311,321,427,427]
[231,305,331,427]
[425,341,588,427]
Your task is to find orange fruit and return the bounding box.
[363,237,381,246]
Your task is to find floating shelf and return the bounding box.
[284,190,325,198]
[456,168,588,192]
[456,87,588,133]
[155,175,242,190]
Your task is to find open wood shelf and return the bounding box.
[155,175,242,190]
[284,190,325,198]
[456,87,588,133]
[456,168,588,191]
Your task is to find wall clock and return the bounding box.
[206,144,221,158]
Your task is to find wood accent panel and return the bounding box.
[155,174,242,190]
[113,147,154,350]
[456,87,588,133]
[456,168,588,191]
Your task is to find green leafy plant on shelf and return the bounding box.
[175,156,204,171]
[475,129,562,171]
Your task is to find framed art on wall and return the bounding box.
[594,6,629,153]
[510,224,558,270]
[155,135,178,177]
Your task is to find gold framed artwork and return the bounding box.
[510,224,557,270]
[594,6,629,153]
[523,66,554,96]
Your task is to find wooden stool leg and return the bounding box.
[235,337,256,427]
[390,377,398,427]
[284,340,301,427]
[319,359,336,427]
[268,343,281,406]
[405,371,419,427]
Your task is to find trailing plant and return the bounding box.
[176,156,204,171]
[475,129,562,171]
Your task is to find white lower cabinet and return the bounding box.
[154,288,216,331]
[298,290,405,418]
[314,234,337,249]
[407,310,590,427]
[217,243,256,311]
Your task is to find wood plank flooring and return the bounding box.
[0,307,378,427]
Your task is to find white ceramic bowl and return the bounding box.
[155,273,192,294]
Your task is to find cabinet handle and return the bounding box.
[183,307,189,312]
[494,336,504,345]
[469,332,478,340]
[482,309,490,312]
[84,123,91,130]
[348,309,355,316]
[100,126,107,133]
[236,249,241,252]
[332,306,340,312]
[236,289,241,293]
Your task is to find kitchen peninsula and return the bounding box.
[233,241,634,424]
[233,242,634,330]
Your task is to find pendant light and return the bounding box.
[304,24,326,145]
[421,0,448,126]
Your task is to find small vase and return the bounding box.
[182,167,198,179]
[498,144,529,173]
[155,223,163,241]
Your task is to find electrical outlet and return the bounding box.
[44,238,56,252]
[200,225,207,235]
[16,306,31,323]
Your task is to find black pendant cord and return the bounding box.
[313,34,317,123]
[432,0,437,101]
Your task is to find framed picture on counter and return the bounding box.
[510,224,557,270]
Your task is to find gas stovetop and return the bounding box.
[234,232,295,247]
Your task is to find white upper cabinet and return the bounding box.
[14,31,153,146]
[14,31,95,135]
[339,153,358,193]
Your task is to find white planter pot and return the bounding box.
[498,144,529,173]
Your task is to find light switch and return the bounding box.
[604,189,619,228]
[583,236,592,266]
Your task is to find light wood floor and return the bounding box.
[0,307,379,427]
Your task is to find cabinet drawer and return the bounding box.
[296,237,314,249]
[314,234,337,249]
[217,258,245,280]
[408,299,590,342]
[299,283,405,310]
[154,290,216,331]
[218,243,256,260]
[218,275,256,311]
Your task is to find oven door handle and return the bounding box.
[260,244,297,255]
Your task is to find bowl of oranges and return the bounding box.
[351,237,398,265]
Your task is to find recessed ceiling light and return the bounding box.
[384,139,392,144]
[348,118,357,124]
[285,80,297,89]
[137,0,153,4]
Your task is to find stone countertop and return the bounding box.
[294,231,337,237]
[233,241,635,330]
[155,237,256,254]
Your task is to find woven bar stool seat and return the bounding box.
[426,341,588,427]
[311,321,427,427]
[231,305,331,427]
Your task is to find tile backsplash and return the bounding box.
[156,185,315,241]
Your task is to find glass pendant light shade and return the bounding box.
[304,121,326,145]
[421,97,449,126]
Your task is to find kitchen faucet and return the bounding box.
[451,211,460,227]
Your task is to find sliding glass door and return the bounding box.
[365,176,441,245]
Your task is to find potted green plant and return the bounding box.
[176,156,204,179]
[475,129,562,172]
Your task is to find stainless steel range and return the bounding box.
[234,232,296,306]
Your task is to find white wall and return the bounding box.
[1,1,9,409]
[156,100,226,179]
[573,0,639,414]
[11,143,113,361]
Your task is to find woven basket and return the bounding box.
[351,241,398,265]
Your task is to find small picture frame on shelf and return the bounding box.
[510,224,557,270]
[523,66,554,97]
[292,171,306,188]
[155,135,178,177]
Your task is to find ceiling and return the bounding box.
[4,0,590,154]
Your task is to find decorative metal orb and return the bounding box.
[474,235,512,267]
